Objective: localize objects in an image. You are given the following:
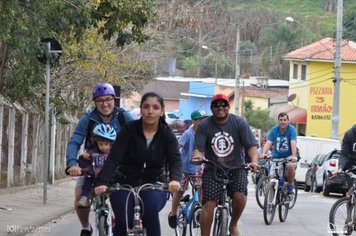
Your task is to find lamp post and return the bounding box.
[286,10,343,140]
[37,38,62,204]
[201,45,218,83]
[234,27,240,116]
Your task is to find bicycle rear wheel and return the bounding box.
[278,203,289,222]
[175,205,187,236]
[212,208,228,236]
[190,204,202,236]
[329,196,353,236]
[255,176,269,209]
[98,215,107,236]
[263,182,276,225]
[288,179,298,209]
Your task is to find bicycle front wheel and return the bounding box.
[288,179,298,209]
[256,176,269,209]
[212,208,228,236]
[98,215,107,236]
[263,182,277,225]
[329,196,353,236]
[190,204,202,236]
[175,205,187,236]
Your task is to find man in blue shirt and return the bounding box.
[168,109,208,228]
[261,112,298,200]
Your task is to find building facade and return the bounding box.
[284,38,356,139]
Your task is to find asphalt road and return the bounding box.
[25,179,342,236]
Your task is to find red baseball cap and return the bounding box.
[211,93,229,105]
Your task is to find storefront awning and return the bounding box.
[273,104,307,124]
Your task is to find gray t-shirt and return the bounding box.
[194,114,257,169]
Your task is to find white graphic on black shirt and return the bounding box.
[211,131,234,158]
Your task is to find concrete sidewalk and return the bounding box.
[0,177,76,236]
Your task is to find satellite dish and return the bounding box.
[288,94,297,102]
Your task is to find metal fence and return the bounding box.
[0,95,75,188]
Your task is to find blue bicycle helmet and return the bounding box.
[93,123,117,142]
[92,83,116,100]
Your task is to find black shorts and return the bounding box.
[201,167,248,204]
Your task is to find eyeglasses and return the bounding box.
[95,97,114,105]
[212,101,228,108]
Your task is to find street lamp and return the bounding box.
[37,38,62,204]
[201,45,218,83]
[234,27,240,116]
[286,11,343,140]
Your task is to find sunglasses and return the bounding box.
[212,101,228,108]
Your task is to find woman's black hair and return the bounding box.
[140,92,167,125]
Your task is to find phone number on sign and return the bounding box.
[311,115,331,120]
[7,225,50,233]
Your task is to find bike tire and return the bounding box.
[263,182,276,225]
[212,208,228,236]
[329,196,353,236]
[175,205,187,236]
[98,215,107,236]
[255,176,269,209]
[288,179,298,209]
[278,203,289,222]
[189,205,202,236]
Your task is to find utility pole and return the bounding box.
[234,27,240,116]
[331,0,343,140]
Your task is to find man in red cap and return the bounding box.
[192,93,260,236]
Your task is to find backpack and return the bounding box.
[84,108,127,149]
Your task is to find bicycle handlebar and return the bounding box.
[107,182,169,193]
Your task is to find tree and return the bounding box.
[243,100,277,134]
[0,0,155,106]
[343,10,356,41]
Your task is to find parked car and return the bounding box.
[296,136,340,184]
[312,149,349,196]
[304,153,326,192]
[165,111,187,135]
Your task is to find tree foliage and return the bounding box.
[243,100,277,134]
[0,0,155,113]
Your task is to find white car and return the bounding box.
[313,149,340,194]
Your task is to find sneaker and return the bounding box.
[168,212,177,228]
[77,196,90,208]
[286,192,294,202]
[80,225,92,236]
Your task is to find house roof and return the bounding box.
[140,80,189,100]
[284,37,356,62]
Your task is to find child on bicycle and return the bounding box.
[77,123,117,208]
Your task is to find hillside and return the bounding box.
[150,0,356,80]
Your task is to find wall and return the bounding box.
[0,95,74,188]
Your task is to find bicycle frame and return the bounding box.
[108,182,168,236]
[202,159,242,236]
[263,158,289,225]
[181,189,200,222]
[175,174,202,236]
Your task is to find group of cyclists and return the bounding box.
[65,82,356,236]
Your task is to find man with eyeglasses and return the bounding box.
[192,93,260,236]
[66,83,133,236]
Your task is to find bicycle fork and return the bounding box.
[270,179,279,205]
